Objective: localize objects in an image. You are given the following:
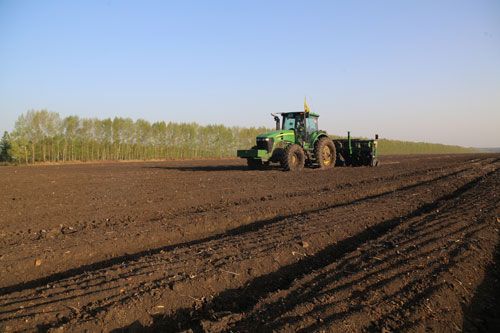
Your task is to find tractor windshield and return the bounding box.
[282,113,318,134]
[306,116,318,133]
[282,113,304,130]
[283,117,295,130]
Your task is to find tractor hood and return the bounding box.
[257,130,294,140]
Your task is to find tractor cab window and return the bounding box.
[306,117,318,133]
[282,113,307,131]
[283,117,295,130]
[282,113,304,130]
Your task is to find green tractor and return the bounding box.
[237,111,379,171]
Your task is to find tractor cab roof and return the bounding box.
[279,112,320,118]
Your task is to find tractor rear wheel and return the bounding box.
[314,137,336,169]
[282,144,305,171]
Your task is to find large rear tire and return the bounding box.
[281,144,305,171]
[314,137,336,169]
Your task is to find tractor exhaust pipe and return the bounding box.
[271,113,280,130]
[348,131,352,155]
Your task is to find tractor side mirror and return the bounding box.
[375,134,379,140]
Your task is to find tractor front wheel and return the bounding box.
[314,137,336,169]
[282,144,305,171]
[247,158,263,170]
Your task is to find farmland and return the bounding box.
[0,154,499,332]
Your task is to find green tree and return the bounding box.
[0,131,13,162]
[62,115,79,161]
[11,115,30,163]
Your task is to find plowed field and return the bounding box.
[0,154,499,332]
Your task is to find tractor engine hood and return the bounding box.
[257,130,294,140]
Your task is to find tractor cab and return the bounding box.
[278,112,319,140]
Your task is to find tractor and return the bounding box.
[237,110,378,171]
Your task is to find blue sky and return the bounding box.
[1,0,499,147]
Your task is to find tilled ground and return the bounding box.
[0,154,499,332]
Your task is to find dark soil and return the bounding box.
[0,154,498,332]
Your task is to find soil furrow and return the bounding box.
[0,154,498,332]
[0,156,492,289]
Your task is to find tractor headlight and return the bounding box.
[256,137,274,152]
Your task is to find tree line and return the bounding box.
[375,138,476,155]
[1,110,268,163]
[0,110,476,164]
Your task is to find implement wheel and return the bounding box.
[370,158,379,167]
[282,144,305,171]
[314,137,336,169]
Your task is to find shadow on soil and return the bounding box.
[110,214,414,333]
[146,165,358,172]
[145,165,263,172]
[2,168,495,333]
[110,171,492,333]
[462,242,500,332]
[0,168,468,298]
